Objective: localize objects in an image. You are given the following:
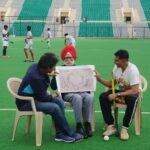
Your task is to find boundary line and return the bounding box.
[0,108,150,115]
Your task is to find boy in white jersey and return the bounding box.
[46,28,52,48]
[95,49,140,141]
[2,25,9,58]
[24,26,34,62]
[64,33,76,48]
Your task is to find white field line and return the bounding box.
[0,108,150,115]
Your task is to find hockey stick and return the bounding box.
[112,76,120,136]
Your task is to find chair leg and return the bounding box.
[26,115,32,134]
[134,102,141,135]
[91,106,95,132]
[140,108,142,129]
[35,112,43,146]
[12,111,20,141]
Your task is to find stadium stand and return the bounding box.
[43,0,64,37]
[140,0,150,28]
[79,22,113,37]
[1,0,150,38]
[10,0,52,36]
[79,0,113,37]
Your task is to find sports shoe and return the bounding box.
[70,133,84,142]
[55,133,75,143]
[120,128,129,140]
[2,55,9,58]
[76,123,88,139]
[24,59,30,62]
[84,122,93,137]
[103,124,117,136]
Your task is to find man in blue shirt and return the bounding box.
[16,52,83,143]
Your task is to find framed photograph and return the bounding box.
[55,65,96,93]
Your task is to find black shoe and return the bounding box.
[76,123,88,139]
[84,122,93,137]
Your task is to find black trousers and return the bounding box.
[99,90,138,128]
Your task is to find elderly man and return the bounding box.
[51,45,94,139]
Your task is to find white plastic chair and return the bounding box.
[7,77,46,146]
[104,75,148,135]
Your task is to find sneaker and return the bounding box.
[2,55,9,58]
[24,59,30,62]
[84,122,93,137]
[103,125,117,136]
[55,133,75,143]
[70,133,84,142]
[120,128,129,140]
[76,123,88,139]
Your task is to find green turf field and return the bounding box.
[0,38,150,149]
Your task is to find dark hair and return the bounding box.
[114,49,129,60]
[47,28,50,30]
[38,53,58,69]
[27,26,31,31]
[4,25,8,28]
[64,33,68,36]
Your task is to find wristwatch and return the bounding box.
[117,93,121,97]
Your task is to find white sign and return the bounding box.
[56,65,96,93]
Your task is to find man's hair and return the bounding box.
[114,49,129,60]
[64,33,68,36]
[27,26,31,31]
[47,28,50,31]
[4,25,8,28]
[38,53,58,69]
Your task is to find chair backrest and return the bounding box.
[7,77,37,112]
[7,77,22,99]
[140,75,148,93]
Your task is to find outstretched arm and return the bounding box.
[95,71,112,88]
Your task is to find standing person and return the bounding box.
[46,28,52,48]
[24,26,34,62]
[2,25,9,58]
[95,49,140,140]
[51,45,94,139]
[64,33,76,48]
[16,52,83,143]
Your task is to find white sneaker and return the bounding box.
[103,125,117,136]
[120,128,129,140]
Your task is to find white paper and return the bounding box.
[56,65,96,93]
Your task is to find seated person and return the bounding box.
[16,52,83,143]
[95,49,140,140]
[51,45,94,139]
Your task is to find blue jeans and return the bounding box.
[19,97,74,136]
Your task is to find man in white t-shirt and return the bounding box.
[2,25,9,58]
[24,26,34,62]
[95,49,140,141]
[64,33,76,48]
